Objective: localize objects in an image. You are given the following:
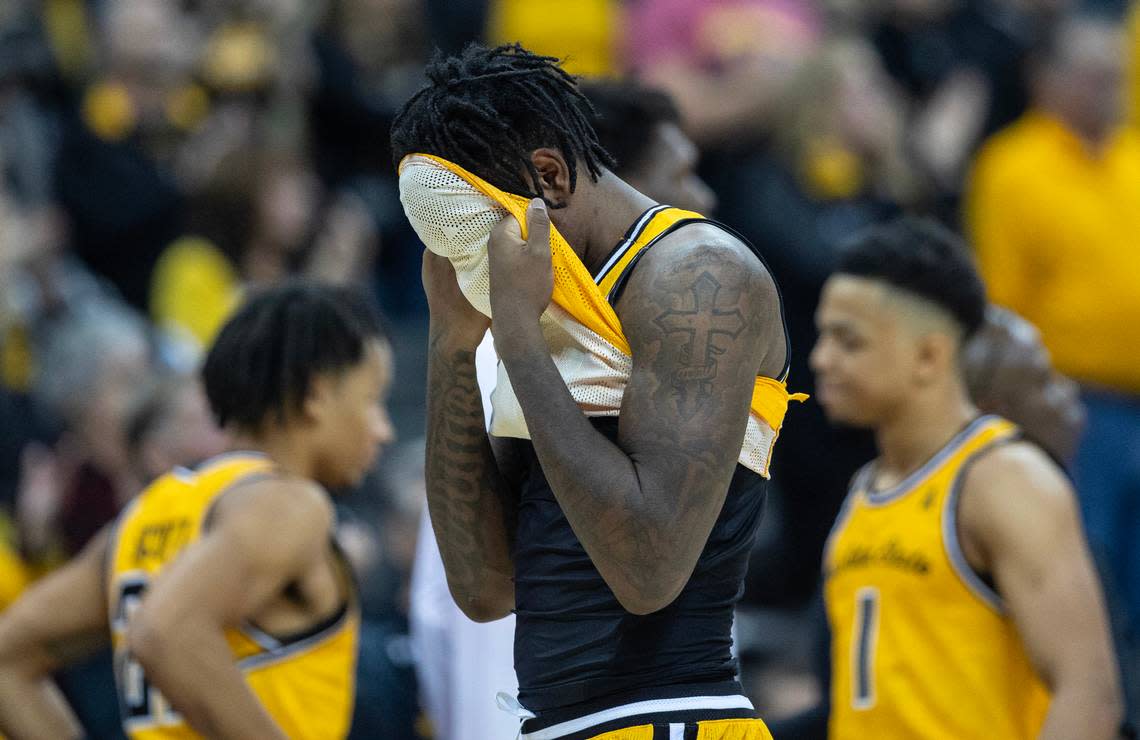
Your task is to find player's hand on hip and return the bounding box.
[488,198,554,332]
[422,250,490,349]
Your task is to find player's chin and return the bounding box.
[341,464,372,490]
[818,396,871,427]
[323,462,368,492]
[345,449,383,488]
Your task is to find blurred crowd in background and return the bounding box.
[0,0,1138,737]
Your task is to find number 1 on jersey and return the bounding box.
[852,587,879,710]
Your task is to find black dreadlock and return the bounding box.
[390,43,616,201]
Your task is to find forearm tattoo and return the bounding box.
[424,334,513,598]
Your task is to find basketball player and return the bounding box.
[394,44,793,737]
[0,282,394,739]
[409,77,719,740]
[813,218,1121,738]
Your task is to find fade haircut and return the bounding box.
[837,216,987,339]
[390,43,615,201]
[202,281,387,431]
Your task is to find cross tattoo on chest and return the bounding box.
[654,271,745,417]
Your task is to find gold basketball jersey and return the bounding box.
[107,452,358,739]
[824,416,1050,739]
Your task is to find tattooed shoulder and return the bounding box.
[617,230,785,417]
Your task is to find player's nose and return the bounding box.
[809,338,829,375]
[373,408,396,447]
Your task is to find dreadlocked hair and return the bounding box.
[390,43,616,201]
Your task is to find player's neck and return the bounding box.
[228,428,319,481]
[553,170,656,275]
[874,387,979,485]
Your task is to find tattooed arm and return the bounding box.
[423,253,518,622]
[0,527,110,740]
[490,202,785,614]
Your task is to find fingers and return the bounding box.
[488,204,547,256]
[490,211,524,247]
[525,198,550,251]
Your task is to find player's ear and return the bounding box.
[302,373,337,425]
[914,332,955,386]
[530,148,572,208]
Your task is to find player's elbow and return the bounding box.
[1051,656,1125,735]
[613,578,685,616]
[126,607,178,672]
[450,579,514,623]
[452,593,512,623]
[126,620,164,671]
[0,609,58,680]
[615,594,675,616]
[0,634,36,680]
[1088,672,1125,732]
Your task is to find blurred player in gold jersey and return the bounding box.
[812,218,1121,739]
[0,281,394,739]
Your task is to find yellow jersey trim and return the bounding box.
[595,205,703,299]
[941,427,1022,614]
[591,204,670,282]
[862,416,1014,505]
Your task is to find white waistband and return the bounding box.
[519,694,755,740]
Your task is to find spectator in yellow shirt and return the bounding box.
[966,12,1140,716]
[151,157,377,361]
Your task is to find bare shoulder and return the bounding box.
[960,440,1077,543]
[617,222,785,377]
[633,222,777,299]
[965,441,1072,503]
[212,475,334,545]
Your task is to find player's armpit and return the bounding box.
[126,477,332,740]
[489,434,527,550]
[959,443,1123,740]
[0,526,110,740]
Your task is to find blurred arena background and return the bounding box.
[0,0,1137,737]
